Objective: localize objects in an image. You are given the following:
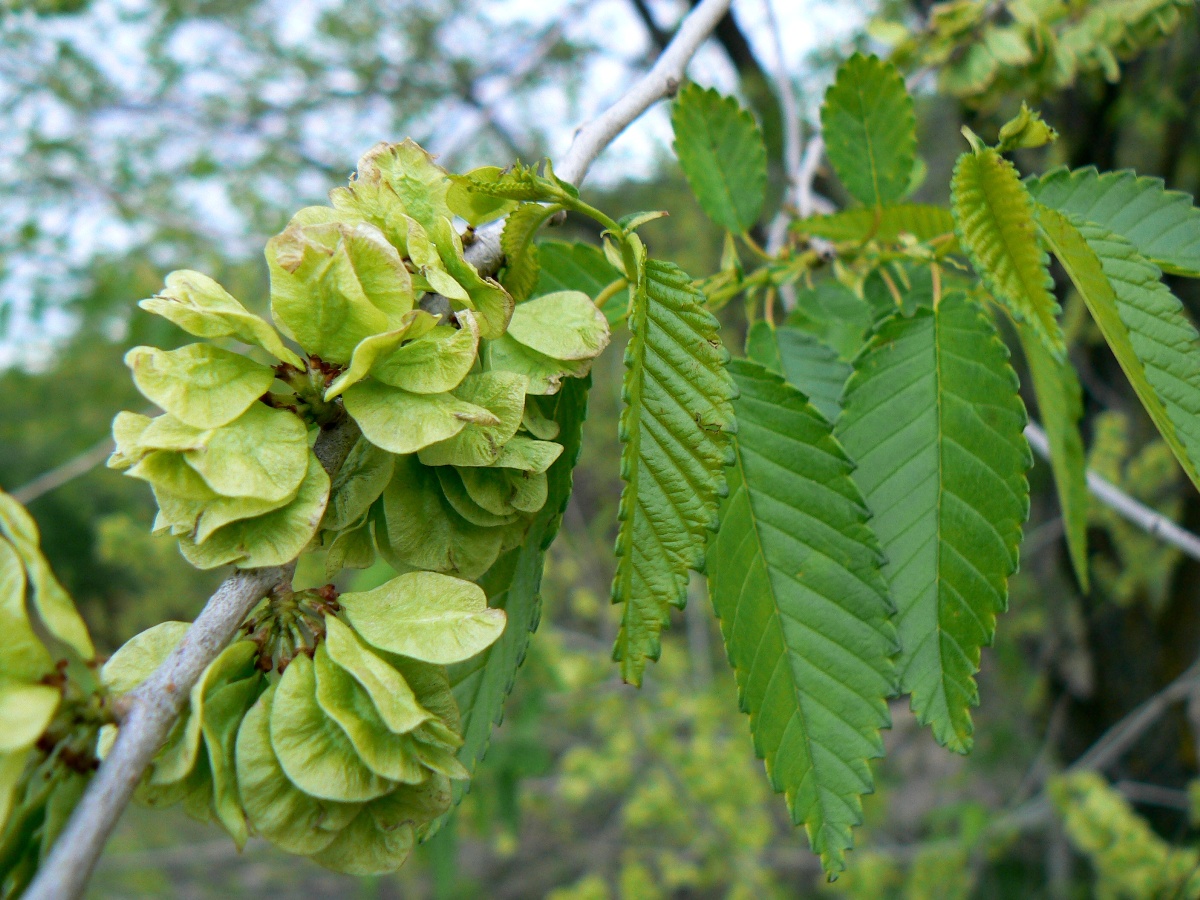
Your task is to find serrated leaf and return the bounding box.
[1017,325,1089,590]
[125,344,275,430]
[670,83,767,232]
[446,166,519,226]
[836,294,1030,753]
[707,358,895,877]
[1027,166,1200,277]
[434,376,589,826]
[746,322,851,422]
[952,147,1065,357]
[339,572,506,665]
[1035,206,1200,494]
[141,270,304,368]
[794,204,958,249]
[500,203,560,302]
[788,282,873,361]
[612,259,735,686]
[821,54,916,208]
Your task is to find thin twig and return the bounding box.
[1025,422,1200,562]
[9,435,115,505]
[555,0,734,186]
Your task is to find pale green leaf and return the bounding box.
[125,344,275,429]
[1018,325,1090,590]
[707,358,895,877]
[324,616,432,734]
[312,644,427,783]
[321,310,437,399]
[431,217,515,339]
[417,372,528,468]
[201,676,261,848]
[612,259,735,686]
[951,147,1065,357]
[996,102,1058,152]
[486,334,591,395]
[235,685,360,855]
[178,454,330,569]
[500,203,559,302]
[180,403,309,503]
[270,654,397,803]
[0,493,94,661]
[102,621,190,695]
[670,83,767,232]
[355,139,453,232]
[325,520,376,577]
[141,270,304,368]
[340,572,506,665]
[1028,166,1200,277]
[0,538,54,682]
[0,682,60,752]
[487,435,562,474]
[436,468,521,527]
[821,54,916,208]
[268,220,414,363]
[108,411,155,470]
[836,294,1030,753]
[364,316,479,396]
[1035,207,1200,494]
[343,381,498,456]
[446,166,518,226]
[505,290,611,361]
[308,805,415,876]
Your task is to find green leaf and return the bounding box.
[488,436,562,474]
[201,676,262,848]
[794,205,958,248]
[0,682,60,753]
[339,572,506,665]
[0,538,54,682]
[437,375,590,822]
[343,381,498,456]
[322,438,395,534]
[670,83,767,232]
[0,493,94,661]
[235,685,361,855]
[951,147,1065,357]
[430,218,516,340]
[417,372,528,468]
[102,621,191,695]
[312,644,427,783]
[746,322,851,422]
[141,270,304,368]
[270,654,396,803]
[1035,207,1200,494]
[505,291,611,361]
[996,103,1057,152]
[500,203,560,302]
[125,344,276,430]
[534,241,623,311]
[178,454,330,569]
[321,310,437,399]
[612,259,735,686]
[706,358,895,877]
[1017,325,1090,590]
[1027,166,1200,278]
[821,54,916,208]
[836,294,1030,753]
[324,616,432,734]
[267,220,415,364]
[446,166,519,226]
[787,282,874,361]
[486,335,591,395]
[307,804,415,876]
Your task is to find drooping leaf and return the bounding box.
[612,259,735,686]
[505,291,611,361]
[821,54,916,208]
[794,204,958,249]
[430,217,516,339]
[1017,325,1090,590]
[745,322,850,422]
[339,572,506,665]
[0,539,54,682]
[343,381,498,456]
[1027,166,1200,277]
[1035,207,1200,494]
[500,203,560,302]
[125,344,276,430]
[141,270,304,368]
[707,358,896,877]
[952,147,1065,357]
[836,294,1030,753]
[670,83,767,232]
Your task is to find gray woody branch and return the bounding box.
[25,2,732,897]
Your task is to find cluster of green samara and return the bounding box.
[98,573,504,874]
[93,140,611,874]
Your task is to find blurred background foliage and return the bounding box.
[4,0,1200,895]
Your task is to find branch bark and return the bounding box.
[27,1,736,895]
